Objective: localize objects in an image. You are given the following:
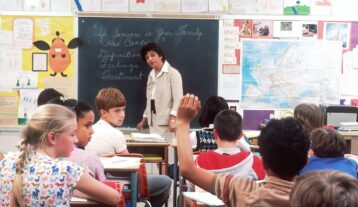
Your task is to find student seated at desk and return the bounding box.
[177,94,310,207]
[49,97,106,181]
[300,128,358,178]
[86,87,172,207]
[189,96,250,152]
[186,109,265,206]
[0,104,120,206]
[193,110,264,179]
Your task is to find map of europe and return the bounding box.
[241,39,342,109]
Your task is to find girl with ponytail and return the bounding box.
[0,104,121,206]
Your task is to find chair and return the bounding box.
[102,153,151,207]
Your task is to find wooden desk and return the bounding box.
[171,139,182,207]
[70,197,100,206]
[126,141,170,175]
[100,157,140,207]
[340,131,358,154]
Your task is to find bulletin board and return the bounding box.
[0,15,76,126]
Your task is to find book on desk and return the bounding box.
[130,133,167,142]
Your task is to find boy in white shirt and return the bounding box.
[86,87,171,207]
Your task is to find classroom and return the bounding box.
[1,0,358,207]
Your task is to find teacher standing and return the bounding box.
[136,42,183,140]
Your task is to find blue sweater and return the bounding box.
[300,156,358,178]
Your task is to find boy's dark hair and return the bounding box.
[140,42,166,62]
[37,88,63,106]
[311,128,346,158]
[95,88,126,115]
[294,103,323,137]
[214,109,242,142]
[199,96,228,128]
[259,117,310,180]
[48,97,92,120]
[290,170,358,207]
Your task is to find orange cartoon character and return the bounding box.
[33,31,80,77]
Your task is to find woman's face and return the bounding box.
[54,118,78,157]
[76,110,95,148]
[145,51,163,70]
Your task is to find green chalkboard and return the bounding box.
[78,17,218,127]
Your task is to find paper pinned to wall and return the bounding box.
[23,0,50,11]
[219,74,241,100]
[35,18,51,36]
[102,0,129,12]
[50,0,72,13]
[0,0,22,11]
[0,91,18,126]
[13,18,34,49]
[80,0,101,11]
[18,89,40,120]
[209,0,228,13]
[43,77,74,98]
[182,0,208,13]
[0,31,14,47]
[311,0,332,16]
[129,0,155,12]
[156,0,181,12]
[14,71,38,89]
[0,48,22,91]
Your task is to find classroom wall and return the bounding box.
[0,0,358,136]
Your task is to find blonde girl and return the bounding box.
[0,104,120,206]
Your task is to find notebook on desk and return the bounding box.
[182,192,225,206]
[130,133,166,142]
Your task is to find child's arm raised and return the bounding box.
[177,94,214,192]
[75,172,121,206]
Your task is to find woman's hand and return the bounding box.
[136,118,147,131]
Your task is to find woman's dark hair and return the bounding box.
[48,97,93,120]
[198,96,228,127]
[140,42,166,62]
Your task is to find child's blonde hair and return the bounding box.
[290,170,358,207]
[12,104,76,205]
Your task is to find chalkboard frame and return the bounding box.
[78,16,219,128]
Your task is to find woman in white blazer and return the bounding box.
[136,42,183,140]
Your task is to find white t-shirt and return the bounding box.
[86,119,127,155]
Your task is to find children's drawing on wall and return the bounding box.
[18,89,40,125]
[301,22,318,38]
[252,20,273,38]
[324,22,351,49]
[273,21,301,38]
[14,72,38,89]
[33,31,80,77]
[238,19,252,37]
[283,0,310,15]
[281,22,292,31]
